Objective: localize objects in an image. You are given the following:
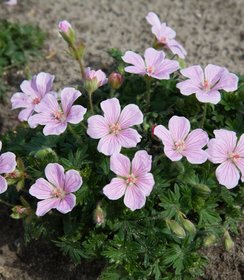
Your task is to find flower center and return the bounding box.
[159,36,167,44]
[126,174,137,185]
[109,123,121,135]
[53,111,66,122]
[52,188,65,199]
[32,97,40,105]
[174,140,185,152]
[202,79,211,91]
[229,152,240,162]
[146,66,155,75]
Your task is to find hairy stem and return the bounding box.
[88,91,94,114]
[145,77,152,111]
[201,103,208,128]
[0,199,14,208]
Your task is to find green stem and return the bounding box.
[145,78,152,111]
[88,91,94,114]
[0,199,14,208]
[110,88,115,98]
[201,104,208,128]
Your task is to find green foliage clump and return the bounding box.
[0,20,45,100]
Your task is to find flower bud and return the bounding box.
[224,231,234,252]
[151,124,157,136]
[94,203,106,226]
[59,20,72,33]
[193,184,211,196]
[58,20,75,44]
[166,220,186,238]
[203,234,216,247]
[182,219,196,235]
[108,72,123,90]
[11,205,31,219]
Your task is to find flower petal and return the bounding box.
[110,153,130,177]
[124,66,146,75]
[182,149,208,164]
[87,115,109,139]
[168,116,190,142]
[97,134,121,156]
[176,80,199,96]
[34,94,59,114]
[28,112,51,128]
[29,178,53,199]
[216,160,240,189]
[43,122,67,136]
[0,152,16,174]
[20,79,37,98]
[56,193,76,214]
[180,65,204,84]
[144,48,165,69]
[124,185,146,211]
[195,90,221,104]
[146,12,161,28]
[204,64,224,85]
[185,129,209,149]
[45,163,65,188]
[152,59,179,80]
[167,39,187,59]
[214,129,237,154]
[18,108,34,121]
[117,128,142,148]
[235,135,244,156]
[119,104,143,129]
[214,70,238,92]
[11,92,31,109]
[0,175,7,194]
[64,170,82,193]
[100,98,121,125]
[122,51,145,72]
[61,87,81,115]
[132,150,152,176]
[35,72,55,97]
[66,105,87,124]
[136,173,155,196]
[164,146,182,161]
[103,178,127,200]
[36,198,59,216]
[154,125,174,147]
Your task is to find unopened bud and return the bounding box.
[11,205,31,219]
[182,219,196,235]
[193,184,211,196]
[203,234,216,247]
[166,220,186,238]
[58,20,75,44]
[224,231,234,252]
[94,204,106,226]
[108,72,123,90]
[59,20,72,33]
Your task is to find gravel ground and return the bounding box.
[0,0,243,279]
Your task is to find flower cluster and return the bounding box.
[2,11,242,222]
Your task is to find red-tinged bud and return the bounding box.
[11,205,31,219]
[151,124,157,136]
[108,72,123,90]
[59,20,72,33]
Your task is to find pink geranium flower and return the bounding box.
[146,12,187,59]
[0,141,17,194]
[29,163,82,216]
[154,116,209,164]
[176,64,239,104]
[28,87,87,136]
[87,98,143,156]
[207,129,244,189]
[122,48,179,80]
[11,72,55,121]
[103,151,155,211]
[84,67,107,93]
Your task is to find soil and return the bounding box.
[0,0,243,279]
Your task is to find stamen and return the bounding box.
[126,174,137,185]
[32,97,40,105]
[174,140,185,152]
[146,66,155,75]
[52,188,65,199]
[109,123,121,135]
